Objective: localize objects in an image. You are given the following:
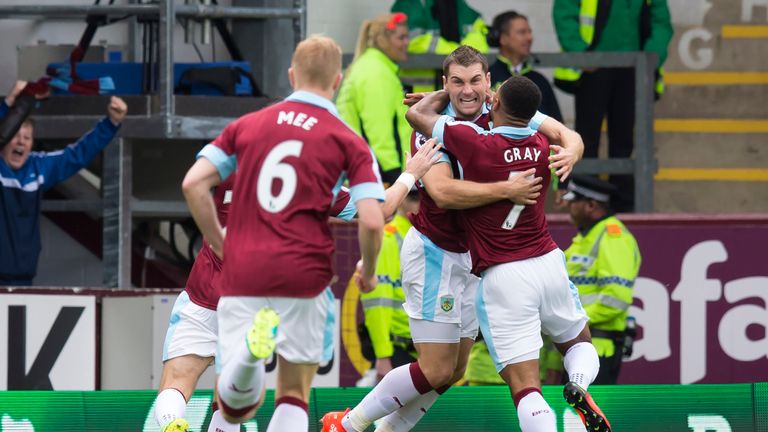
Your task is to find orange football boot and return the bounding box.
[320,408,351,432]
[563,382,612,431]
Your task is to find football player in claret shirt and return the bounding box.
[405,76,612,432]
[182,35,389,431]
[155,138,441,432]
[322,46,587,432]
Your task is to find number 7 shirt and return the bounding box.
[198,90,385,298]
[431,115,558,275]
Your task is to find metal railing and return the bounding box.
[0,1,306,288]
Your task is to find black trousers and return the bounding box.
[391,343,418,368]
[575,68,636,212]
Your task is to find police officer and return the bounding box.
[360,192,419,382]
[563,175,641,384]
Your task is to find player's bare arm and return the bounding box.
[380,137,442,218]
[182,158,225,258]
[355,198,385,293]
[538,117,584,182]
[424,164,543,209]
[405,90,450,137]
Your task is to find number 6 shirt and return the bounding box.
[198,90,384,298]
[432,116,558,275]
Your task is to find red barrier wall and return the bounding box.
[330,214,768,385]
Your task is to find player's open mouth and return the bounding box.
[459,97,478,104]
[12,148,24,157]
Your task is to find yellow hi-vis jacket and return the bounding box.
[360,215,412,359]
[565,215,641,357]
[337,48,411,176]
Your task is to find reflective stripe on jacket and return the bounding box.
[564,215,641,357]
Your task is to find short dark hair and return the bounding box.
[487,11,528,48]
[442,45,489,77]
[497,76,541,121]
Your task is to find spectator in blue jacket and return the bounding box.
[0,82,127,285]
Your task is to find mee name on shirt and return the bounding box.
[199,90,384,298]
[432,115,557,275]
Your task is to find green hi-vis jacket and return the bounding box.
[552,0,673,95]
[392,0,489,92]
[565,216,641,357]
[360,215,412,359]
[336,48,411,174]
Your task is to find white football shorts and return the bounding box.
[476,248,588,372]
[216,288,336,372]
[162,290,218,361]
[400,227,479,340]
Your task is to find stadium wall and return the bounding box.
[330,215,768,386]
[1,215,766,392]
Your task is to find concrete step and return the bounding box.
[654,133,768,168]
[656,84,768,118]
[655,180,768,212]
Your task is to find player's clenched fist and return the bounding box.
[107,96,128,125]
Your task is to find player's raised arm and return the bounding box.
[380,137,442,218]
[405,90,450,137]
[182,158,224,258]
[538,116,584,182]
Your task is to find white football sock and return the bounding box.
[217,343,266,412]
[375,390,440,431]
[343,362,433,432]
[563,342,600,390]
[516,390,556,432]
[207,410,240,432]
[155,388,186,427]
[266,399,308,432]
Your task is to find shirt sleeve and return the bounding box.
[197,121,238,181]
[432,115,484,166]
[553,0,589,52]
[529,111,548,131]
[645,0,674,66]
[0,100,8,119]
[413,131,450,164]
[38,117,119,190]
[347,139,386,204]
[331,187,357,221]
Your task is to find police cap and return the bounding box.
[562,175,617,203]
